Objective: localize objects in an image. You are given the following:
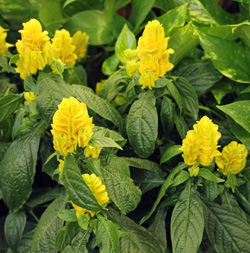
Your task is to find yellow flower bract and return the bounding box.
[72,173,109,218]
[95,79,106,96]
[72,31,89,60]
[180,116,221,166]
[0,26,12,56]
[124,49,139,77]
[15,19,52,79]
[137,20,174,89]
[84,145,102,158]
[23,91,37,103]
[51,97,94,156]
[51,29,77,68]
[216,141,248,175]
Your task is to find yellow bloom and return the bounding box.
[72,173,109,217]
[188,166,200,177]
[51,29,77,67]
[51,58,65,74]
[95,79,106,96]
[124,49,139,77]
[0,26,12,56]
[137,20,174,89]
[216,141,248,175]
[58,159,64,173]
[15,19,52,79]
[179,116,221,166]
[51,97,94,156]
[72,31,89,60]
[84,145,102,158]
[23,91,37,103]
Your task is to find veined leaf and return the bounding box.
[126,91,158,158]
[71,84,123,129]
[0,122,44,212]
[108,208,164,253]
[94,215,120,253]
[89,136,122,150]
[62,155,102,212]
[31,192,67,253]
[171,180,204,253]
[202,197,250,252]
[161,145,182,164]
[198,168,225,183]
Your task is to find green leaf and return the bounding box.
[102,156,141,214]
[171,180,204,253]
[0,122,44,212]
[87,158,102,178]
[126,91,158,158]
[188,0,234,25]
[4,212,26,251]
[102,54,120,76]
[108,208,164,253]
[94,215,120,253]
[140,163,186,225]
[64,10,114,45]
[160,97,175,134]
[199,168,225,183]
[200,33,250,83]
[89,136,122,150]
[203,180,220,201]
[0,94,23,123]
[115,24,136,63]
[129,0,155,31]
[161,145,182,164]
[17,230,34,253]
[202,197,250,252]
[165,79,182,113]
[233,23,250,48]
[39,0,65,33]
[58,209,77,222]
[123,157,164,176]
[56,222,78,252]
[148,208,167,250]
[158,3,187,35]
[217,101,250,133]
[71,84,123,128]
[36,73,72,123]
[212,81,233,104]
[78,214,89,230]
[226,173,237,193]
[173,77,199,120]
[168,22,199,66]
[31,192,67,253]
[62,155,102,212]
[174,61,222,96]
[174,113,189,140]
[171,170,189,187]
[62,228,91,253]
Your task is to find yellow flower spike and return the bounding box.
[23,91,37,103]
[72,31,89,60]
[51,29,77,67]
[84,145,102,158]
[180,116,221,166]
[58,159,64,173]
[51,97,94,156]
[72,173,109,217]
[137,20,174,89]
[15,19,52,79]
[188,166,200,177]
[95,79,106,96]
[216,141,248,175]
[0,26,13,56]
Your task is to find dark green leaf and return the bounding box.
[202,197,250,252]
[203,180,220,201]
[161,145,182,164]
[0,122,44,212]
[71,84,123,128]
[160,97,175,134]
[174,114,189,140]
[0,94,23,123]
[64,10,114,45]
[227,173,237,193]
[171,170,189,187]
[31,192,67,253]
[165,79,182,113]
[4,212,26,251]
[211,81,233,104]
[62,155,102,212]
[217,101,250,133]
[126,91,158,158]
[233,23,250,48]
[171,180,204,253]
[17,230,34,253]
[94,215,120,253]
[200,33,250,83]
[199,168,225,183]
[87,158,102,178]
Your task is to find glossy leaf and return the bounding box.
[0,122,44,212]
[165,79,182,113]
[199,168,225,183]
[161,145,182,164]
[126,91,158,158]
[171,180,204,253]
[171,170,189,187]
[200,33,250,83]
[62,155,102,212]
[89,136,122,150]
[102,54,120,76]
[160,96,175,134]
